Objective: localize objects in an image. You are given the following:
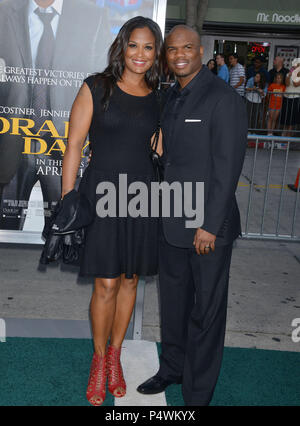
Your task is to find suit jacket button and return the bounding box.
[166,162,171,167]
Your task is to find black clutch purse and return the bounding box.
[40,189,95,265]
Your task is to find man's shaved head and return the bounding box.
[164,25,203,88]
[166,25,201,47]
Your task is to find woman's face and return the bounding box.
[124,27,156,75]
[208,60,215,70]
[254,73,261,83]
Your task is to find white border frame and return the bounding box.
[153,0,167,35]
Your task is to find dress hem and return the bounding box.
[79,270,158,279]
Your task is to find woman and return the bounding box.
[245,72,267,130]
[207,59,217,75]
[61,16,163,406]
[267,72,286,134]
[280,59,300,138]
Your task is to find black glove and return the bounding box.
[40,189,93,265]
[50,189,94,235]
[62,229,86,265]
[40,232,64,265]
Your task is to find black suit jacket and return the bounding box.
[161,66,248,248]
[0,0,111,184]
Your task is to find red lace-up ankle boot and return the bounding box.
[86,352,107,406]
[107,345,126,397]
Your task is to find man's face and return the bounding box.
[165,29,203,78]
[229,56,237,66]
[216,55,223,66]
[274,56,283,68]
[254,59,262,69]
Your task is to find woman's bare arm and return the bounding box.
[61,83,93,199]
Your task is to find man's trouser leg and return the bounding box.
[158,227,233,405]
[157,228,195,383]
[182,242,233,405]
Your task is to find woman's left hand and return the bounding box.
[151,129,163,156]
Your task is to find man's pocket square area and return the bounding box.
[185,119,202,122]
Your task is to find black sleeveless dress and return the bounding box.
[79,75,159,279]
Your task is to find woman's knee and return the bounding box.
[121,275,139,291]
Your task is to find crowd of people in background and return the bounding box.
[205,53,300,148]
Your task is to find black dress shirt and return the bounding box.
[162,66,205,156]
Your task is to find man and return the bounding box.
[246,56,269,83]
[216,53,229,83]
[268,55,289,84]
[0,0,111,229]
[229,52,245,97]
[137,25,247,406]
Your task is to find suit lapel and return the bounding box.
[10,0,33,68]
[161,87,174,123]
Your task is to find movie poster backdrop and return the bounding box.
[0,0,166,242]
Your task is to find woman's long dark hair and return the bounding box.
[254,72,266,90]
[207,59,217,75]
[93,16,164,110]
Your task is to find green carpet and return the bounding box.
[157,344,300,406]
[0,338,299,406]
[0,338,114,406]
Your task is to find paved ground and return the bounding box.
[0,238,299,353]
[144,239,300,352]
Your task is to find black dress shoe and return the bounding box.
[137,375,181,395]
